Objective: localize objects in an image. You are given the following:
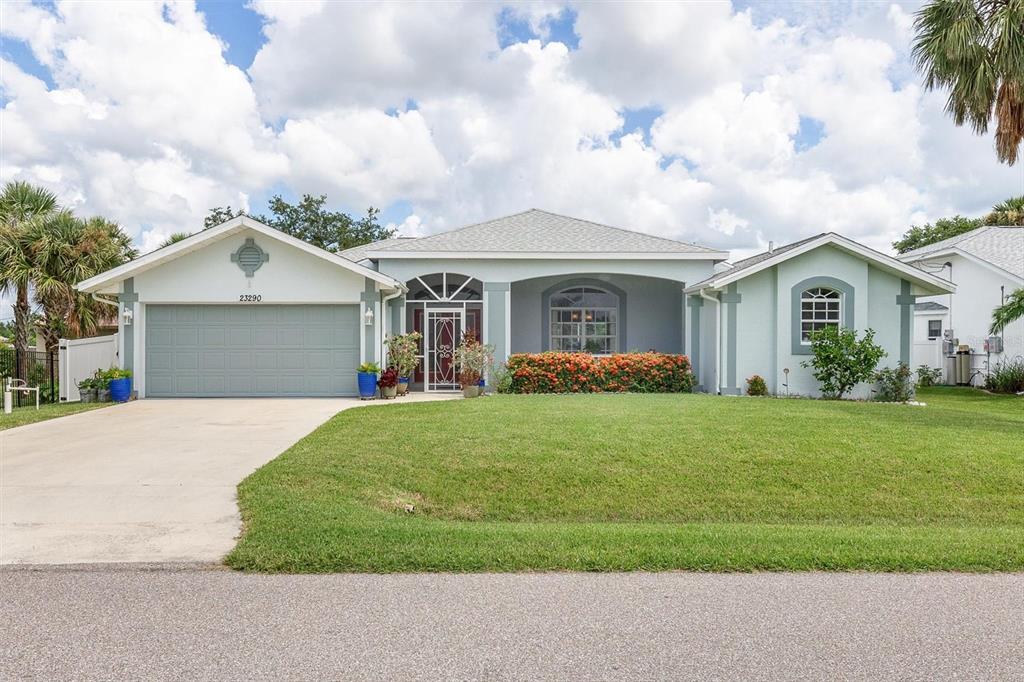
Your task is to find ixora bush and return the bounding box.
[985,358,1024,394]
[745,375,769,396]
[874,362,915,403]
[506,352,693,394]
[801,326,886,400]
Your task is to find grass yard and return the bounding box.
[226,387,1024,573]
[0,400,111,430]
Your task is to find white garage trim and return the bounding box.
[77,215,404,294]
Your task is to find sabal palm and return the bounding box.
[984,195,1024,225]
[159,231,192,248]
[913,0,1024,165]
[30,213,138,350]
[0,181,59,377]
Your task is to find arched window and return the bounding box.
[800,287,841,343]
[549,286,619,353]
[405,273,482,301]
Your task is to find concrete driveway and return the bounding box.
[0,396,450,565]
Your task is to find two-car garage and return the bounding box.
[145,304,360,397]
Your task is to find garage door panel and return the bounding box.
[146,304,359,397]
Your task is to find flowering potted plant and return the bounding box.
[78,377,98,403]
[357,362,381,400]
[454,330,494,398]
[108,368,133,402]
[385,332,422,395]
[378,367,399,399]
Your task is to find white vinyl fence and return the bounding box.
[59,334,119,402]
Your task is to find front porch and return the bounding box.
[386,271,689,392]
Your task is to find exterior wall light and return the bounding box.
[122,308,134,326]
[364,305,375,326]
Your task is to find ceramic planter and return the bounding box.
[109,377,132,403]
[462,385,479,398]
[357,372,378,399]
[382,384,398,399]
[79,388,97,403]
[97,388,111,403]
[397,377,410,395]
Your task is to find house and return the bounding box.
[898,225,1023,385]
[76,209,953,399]
[683,233,954,398]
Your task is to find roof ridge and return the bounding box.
[528,208,718,253]
[393,209,537,247]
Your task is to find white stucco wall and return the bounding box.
[131,228,370,304]
[733,268,776,392]
[910,254,1023,376]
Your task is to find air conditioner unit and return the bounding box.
[985,336,1004,354]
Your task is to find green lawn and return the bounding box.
[226,387,1024,573]
[0,400,112,430]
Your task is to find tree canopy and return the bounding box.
[204,194,395,253]
[893,194,1024,253]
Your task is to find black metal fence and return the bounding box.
[0,348,59,406]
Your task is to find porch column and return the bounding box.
[484,282,511,367]
[118,277,139,377]
[686,295,703,391]
[360,279,378,364]
[896,279,916,366]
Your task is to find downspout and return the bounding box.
[379,286,405,367]
[699,288,721,394]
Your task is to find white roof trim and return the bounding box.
[685,233,956,295]
[366,250,730,261]
[77,215,404,293]
[899,247,1024,285]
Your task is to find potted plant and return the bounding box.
[78,378,97,403]
[357,362,381,400]
[385,332,422,396]
[108,368,133,403]
[454,331,494,398]
[94,368,112,402]
[378,367,399,399]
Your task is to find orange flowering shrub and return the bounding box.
[505,352,694,394]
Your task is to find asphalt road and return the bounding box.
[2,568,1022,681]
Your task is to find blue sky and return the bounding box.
[1,0,1019,263]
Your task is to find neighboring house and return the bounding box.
[898,225,1024,385]
[683,233,953,398]
[76,209,953,399]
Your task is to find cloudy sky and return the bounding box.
[1,0,1022,267]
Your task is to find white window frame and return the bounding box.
[548,286,619,353]
[799,287,842,344]
[927,319,942,340]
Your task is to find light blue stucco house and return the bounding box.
[77,209,954,398]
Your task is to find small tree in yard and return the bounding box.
[801,326,886,399]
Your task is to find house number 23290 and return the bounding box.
[239,294,262,302]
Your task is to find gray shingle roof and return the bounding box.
[685,233,825,290]
[899,226,1023,278]
[367,209,725,255]
[340,237,415,263]
[914,301,949,312]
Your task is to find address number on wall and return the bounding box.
[239,294,262,302]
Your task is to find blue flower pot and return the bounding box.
[109,377,132,403]
[398,377,410,385]
[357,372,378,399]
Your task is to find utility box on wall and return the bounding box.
[984,335,1004,354]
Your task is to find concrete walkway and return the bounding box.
[2,569,1022,680]
[0,394,453,565]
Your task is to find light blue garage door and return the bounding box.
[145,305,360,397]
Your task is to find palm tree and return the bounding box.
[30,213,138,352]
[984,195,1024,225]
[0,181,59,380]
[913,0,1024,165]
[159,232,192,248]
[991,288,1024,333]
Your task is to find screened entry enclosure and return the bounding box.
[405,273,483,391]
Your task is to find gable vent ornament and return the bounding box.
[231,238,269,277]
